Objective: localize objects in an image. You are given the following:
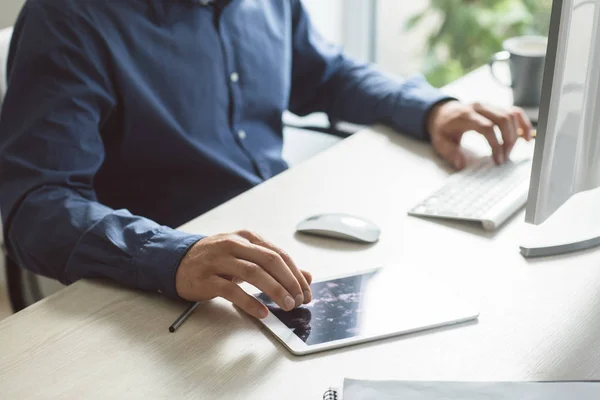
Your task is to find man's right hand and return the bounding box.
[175,230,313,319]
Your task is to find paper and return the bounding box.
[343,379,600,400]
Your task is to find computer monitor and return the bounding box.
[523,0,600,257]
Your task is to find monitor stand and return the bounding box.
[520,186,600,258]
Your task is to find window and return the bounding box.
[379,0,553,87]
[305,0,553,87]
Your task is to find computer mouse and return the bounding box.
[296,213,381,243]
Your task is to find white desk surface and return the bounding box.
[2,68,600,399]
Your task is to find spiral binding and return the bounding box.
[323,387,338,400]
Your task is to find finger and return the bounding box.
[432,133,465,170]
[238,230,311,305]
[243,244,305,306]
[465,110,503,165]
[513,107,534,141]
[214,277,269,319]
[217,258,297,311]
[472,103,515,163]
[301,270,313,286]
[233,232,305,306]
[505,112,518,157]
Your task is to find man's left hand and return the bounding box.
[426,100,534,170]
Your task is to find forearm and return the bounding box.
[5,186,203,299]
[289,0,452,140]
[318,61,453,140]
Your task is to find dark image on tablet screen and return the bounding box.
[255,273,373,346]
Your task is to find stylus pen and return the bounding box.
[169,301,200,333]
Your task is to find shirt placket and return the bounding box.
[217,17,270,180]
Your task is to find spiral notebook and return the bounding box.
[323,388,338,400]
[323,379,600,399]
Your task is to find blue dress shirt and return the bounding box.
[0,0,450,299]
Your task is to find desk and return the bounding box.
[2,68,600,399]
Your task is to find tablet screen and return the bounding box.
[255,268,478,353]
[255,271,375,346]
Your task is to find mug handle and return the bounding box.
[488,51,512,87]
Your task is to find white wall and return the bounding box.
[0,0,24,29]
[304,0,431,78]
[375,0,432,77]
[301,0,344,45]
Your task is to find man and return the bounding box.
[0,0,532,319]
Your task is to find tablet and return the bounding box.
[254,267,479,355]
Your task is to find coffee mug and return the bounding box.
[489,36,548,107]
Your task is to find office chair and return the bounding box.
[283,117,355,139]
[5,254,26,312]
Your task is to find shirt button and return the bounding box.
[237,130,247,140]
[230,72,239,83]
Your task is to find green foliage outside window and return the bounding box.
[406,0,553,87]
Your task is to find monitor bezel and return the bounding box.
[525,0,566,224]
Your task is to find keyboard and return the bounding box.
[408,157,532,230]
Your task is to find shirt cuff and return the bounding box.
[136,227,205,300]
[388,74,456,141]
